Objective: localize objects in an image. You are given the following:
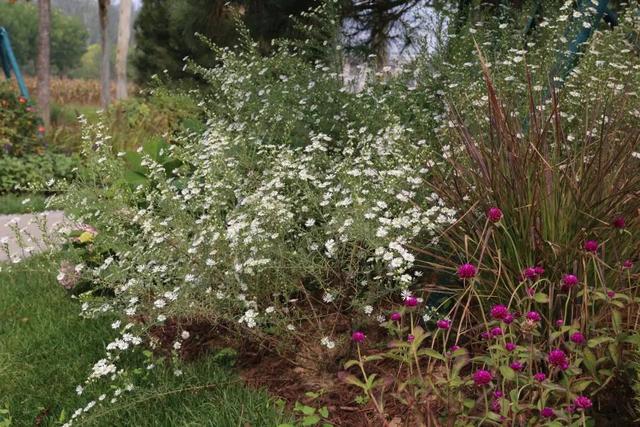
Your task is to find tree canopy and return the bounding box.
[131,0,320,83]
[0,1,88,75]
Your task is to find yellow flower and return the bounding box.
[78,231,95,243]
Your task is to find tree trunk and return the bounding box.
[115,0,132,100]
[99,0,111,108]
[36,0,51,127]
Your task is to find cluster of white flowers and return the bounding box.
[57,3,640,421]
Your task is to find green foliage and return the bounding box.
[0,1,88,75]
[132,0,321,83]
[105,87,204,152]
[0,152,79,194]
[0,82,44,157]
[0,254,287,426]
[0,193,47,214]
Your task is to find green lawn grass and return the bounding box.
[0,193,48,215]
[0,254,287,426]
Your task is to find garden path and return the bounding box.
[0,211,66,262]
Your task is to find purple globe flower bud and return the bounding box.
[623,259,633,269]
[351,331,366,343]
[562,274,579,288]
[457,263,477,279]
[523,267,537,280]
[487,207,503,223]
[540,407,555,418]
[490,326,503,337]
[436,319,451,330]
[404,296,418,307]
[493,390,504,399]
[548,349,569,370]
[472,369,493,386]
[407,334,415,343]
[612,216,625,229]
[574,396,592,410]
[490,304,509,320]
[510,361,523,371]
[533,372,547,382]
[584,240,599,253]
[534,265,545,276]
[389,312,402,321]
[607,290,616,298]
[503,313,514,324]
[570,331,585,345]
[505,342,516,352]
[526,311,541,322]
[555,319,564,327]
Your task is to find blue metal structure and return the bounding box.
[0,26,30,99]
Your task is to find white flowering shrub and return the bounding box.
[52,2,640,423]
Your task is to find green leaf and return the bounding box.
[612,310,622,333]
[343,359,360,369]
[302,415,321,426]
[534,293,549,303]
[342,374,366,389]
[582,348,597,375]
[318,406,329,418]
[301,406,316,416]
[500,365,515,381]
[608,342,620,366]
[573,379,592,392]
[587,336,614,348]
[623,334,640,346]
[416,348,445,361]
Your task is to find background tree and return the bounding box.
[115,0,132,99]
[98,0,109,108]
[131,0,319,84]
[0,1,88,75]
[36,0,51,126]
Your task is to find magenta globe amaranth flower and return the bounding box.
[570,331,585,345]
[487,207,503,223]
[548,349,569,370]
[493,390,504,399]
[510,361,523,371]
[561,274,579,290]
[351,331,366,343]
[623,259,633,269]
[574,396,593,410]
[490,304,509,320]
[540,407,555,418]
[607,290,616,298]
[436,319,451,330]
[533,372,547,382]
[584,240,599,253]
[534,265,545,276]
[555,319,564,327]
[505,342,516,352]
[407,334,415,343]
[612,216,626,229]
[526,311,541,322]
[522,267,537,280]
[472,369,493,386]
[457,263,477,279]
[503,313,514,324]
[404,296,418,307]
[490,327,503,337]
[389,312,402,321]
